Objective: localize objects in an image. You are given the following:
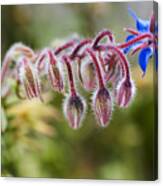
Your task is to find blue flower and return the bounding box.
[128,8,150,33]
[138,47,153,75]
[123,34,141,54]
[124,8,158,75]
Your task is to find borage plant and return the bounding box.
[1,9,158,130]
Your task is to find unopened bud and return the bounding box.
[47,62,64,93]
[18,57,42,100]
[80,59,97,91]
[63,94,86,129]
[115,78,135,108]
[92,87,112,127]
[11,43,35,60]
[103,52,124,86]
[105,63,123,86]
[46,50,64,93]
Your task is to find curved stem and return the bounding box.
[48,50,57,65]
[70,39,92,59]
[55,40,76,56]
[1,43,35,85]
[131,42,149,55]
[62,55,76,96]
[36,48,57,71]
[117,33,153,49]
[35,49,49,72]
[92,29,114,49]
[96,45,130,80]
[98,51,105,72]
[36,53,46,71]
[86,48,105,88]
[124,27,139,35]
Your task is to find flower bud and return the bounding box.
[18,57,42,100]
[79,59,97,91]
[10,43,35,61]
[47,61,64,93]
[115,78,135,108]
[103,52,124,86]
[46,50,64,93]
[105,63,123,85]
[63,94,86,129]
[92,87,112,127]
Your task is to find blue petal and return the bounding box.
[123,34,142,54]
[136,19,150,33]
[155,23,158,34]
[128,8,150,32]
[154,49,158,71]
[138,47,153,74]
[126,35,135,42]
[123,35,135,54]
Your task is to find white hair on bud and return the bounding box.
[79,58,97,91]
[17,56,43,101]
[116,77,136,108]
[91,87,113,127]
[63,93,87,130]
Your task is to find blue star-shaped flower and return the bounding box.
[124,8,158,75]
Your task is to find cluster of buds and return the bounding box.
[1,10,157,129]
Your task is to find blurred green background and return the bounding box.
[1,1,157,180]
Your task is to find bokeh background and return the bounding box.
[1,1,157,180]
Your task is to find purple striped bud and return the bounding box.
[63,94,86,129]
[47,61,64,93]
[92,87,112,127]
[80,59,97,91]
[47,50,64,93]
[102,52,124,86]
[115,78,135,108]
[18,57,42,100]
[105,63,123,86]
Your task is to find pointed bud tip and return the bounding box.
[63,94,86,129]
[116,78,136,108]
[92,87,112,127]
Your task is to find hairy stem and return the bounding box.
[48,50,57,64]
[98,51,105,71]
[1,43,35,85]
[63,55,76,96]
[86,48,105,88]
[124,27,139,35]
[55,40,76,55]
[96,45,130,80]
[117,33,153,49]
[70,39,92,59]
[92,29,114,49]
